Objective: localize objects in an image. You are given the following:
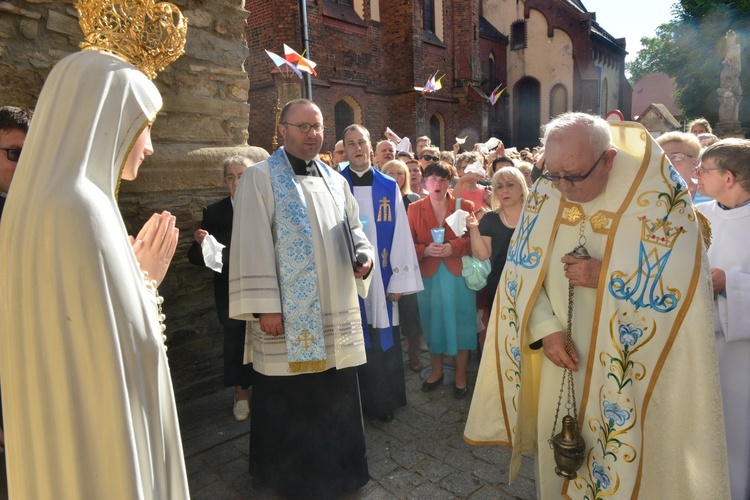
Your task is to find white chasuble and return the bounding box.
[465,121,729,499]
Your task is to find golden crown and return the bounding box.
[525,191,549,214]
[639,215,686,248]
[76,0,187,80]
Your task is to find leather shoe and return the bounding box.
[233,398,250,421]
[454,385,469,400]
[421,375,444,392]
[378,413,394,423]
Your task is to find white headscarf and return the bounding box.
[0,50,188,498]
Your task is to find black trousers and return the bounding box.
[223,320,253,388]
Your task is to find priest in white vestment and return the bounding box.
[229,99,375,498]
[465,113,729,498]
[695,138,750,500]
[339,124,423,423]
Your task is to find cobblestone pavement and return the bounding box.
[179,350,537,499]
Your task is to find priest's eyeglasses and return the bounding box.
[282,122,325,135]
[0,148,21,162]
[540,150,607,183]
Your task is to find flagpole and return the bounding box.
[299,0,313,100]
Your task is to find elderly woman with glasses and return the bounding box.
[694,138,750,500]
[407,161,475,399]
[657,132,701,200]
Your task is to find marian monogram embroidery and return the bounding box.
[507,190,547,269]
[607,168,690,312]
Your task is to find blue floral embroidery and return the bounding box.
[618,323,644,347]
[603,400,631,427]
[668,164,686,188]
[510,345,521,364]
[592,461,611,489]
[508,279,518,300]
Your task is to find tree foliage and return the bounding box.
[629,1,750,127]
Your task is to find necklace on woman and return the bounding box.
[500,210,518,228]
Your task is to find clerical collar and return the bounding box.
[349,167,373,186]
[718,198,750,210]
[285,150,319,176]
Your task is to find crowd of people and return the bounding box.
[0,11,746,497]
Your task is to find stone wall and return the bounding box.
[0,0,267,400]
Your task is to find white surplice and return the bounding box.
[698,200,750,500]
[228,157,375,376]
[352,180,423,328]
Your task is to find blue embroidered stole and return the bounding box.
[268,148,345,373]
[341,167,397,351]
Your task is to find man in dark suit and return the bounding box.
[0,105,32,500]
[188,155,253,421]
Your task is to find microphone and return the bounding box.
[355,251,369,268]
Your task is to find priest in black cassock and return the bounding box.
[228,99,375,499]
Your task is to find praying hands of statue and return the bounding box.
[561,254,601,288]
[542,331,580,371]
[129,211,179,287]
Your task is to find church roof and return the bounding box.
[578,0,627,53]
[631,72,682,119]
[479,16,508,44]
[638,103,682,128]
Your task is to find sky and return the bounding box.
[582,0,678,63]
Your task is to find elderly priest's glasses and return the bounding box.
[541,150,607,183]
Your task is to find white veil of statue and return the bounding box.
[0,28,189,500]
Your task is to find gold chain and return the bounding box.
[549,219,588,446]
